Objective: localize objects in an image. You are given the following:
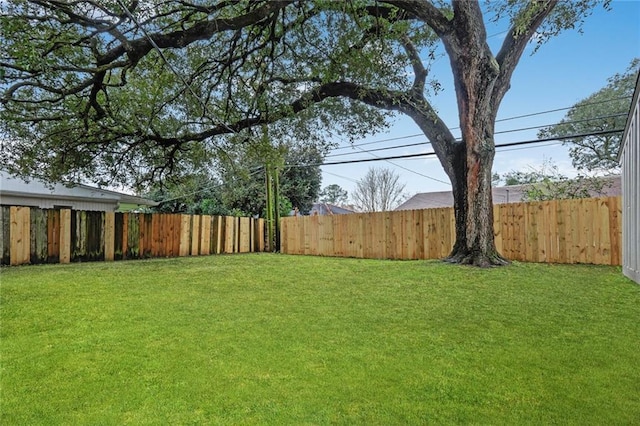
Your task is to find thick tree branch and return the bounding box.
[400,35,427,94]
[96,1,293,66]
[491,1,558,114]
[381,0,452,35]
[131,79,458,179]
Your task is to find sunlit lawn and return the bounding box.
[1,254,639,424]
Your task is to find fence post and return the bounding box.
[179,214,191,256]
[59,209,71,264]
[104,212,115,261]
[200,215,211,255]
[9,206,30,266]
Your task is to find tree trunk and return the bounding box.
[435,2,509,267]
[445,137,509,267]
[404,98,509,267]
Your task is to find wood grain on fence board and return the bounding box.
[179,215,190,257]
[9,206,30,265]
[105,212,115,261]
[1,206,10,265]
[239,217,250,253]
[200,215,211,255]
[59,209,71,264]
[224,216,234,254]
[30,208,48,264]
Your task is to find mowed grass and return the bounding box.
[1,254,639,424]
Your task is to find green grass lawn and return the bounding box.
[1,254,639,424]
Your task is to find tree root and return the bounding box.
[444,249,510,267]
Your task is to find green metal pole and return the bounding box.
[273,166,281,252]
[265,164,273,251]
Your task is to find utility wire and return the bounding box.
[351,143,450,185]
[497,141,562,153]
[327,140,430,158]
[399,140,566,157]
[330,96,632,152]
[494,112,627,135]
[325,111,628,159]
[288,129,624,167]
[494,96,631,124]
[322,170,360,184]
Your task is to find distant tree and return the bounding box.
[538,58,639,173]
[146,173,231,216]
[353,167,406,212]
[500,170,544,186]
[281,144,324,214]
[143,138,323,217]
[319,184,349,205]
[500,160,610,201]
[216,139,325,216]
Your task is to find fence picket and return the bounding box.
[1,207,11,265]
[59,209,71,264]
[105,212,115,261]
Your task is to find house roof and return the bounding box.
[308,203,355,215]
[396,175,621,211]
[0,171,158,208]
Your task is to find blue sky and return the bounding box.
[320,0,640,201]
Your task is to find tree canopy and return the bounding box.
[0,0,609,265]
[146,139,324,217]
[215,139,324,216]
[538,58,639,173]
[1,0,391,186]
[319,184,349,205]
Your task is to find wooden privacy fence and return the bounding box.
[281,196,623,265]
[1,207,265,266]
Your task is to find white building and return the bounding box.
[620,73,640,284]
[0,171,157,212]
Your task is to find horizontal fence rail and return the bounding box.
[1,207,265,266]
[281,196,623,266]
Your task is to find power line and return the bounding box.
[497,141,562,153]
[494,112,627,135]
[156,127,600,205]
[326,111,627,159]
[288,129,623,167]
[327,140,430,158]
[494,96,630,124]
[322,170,360,184]
[331,133,426,151]
[329,96,632,152]
[351,143,449,185]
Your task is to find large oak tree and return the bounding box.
[1,0,607,265]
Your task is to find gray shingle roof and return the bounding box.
[308,203,355,215]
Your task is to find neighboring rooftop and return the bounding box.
[308,203,356,216]
[396,175,621,211]
[0,170,158,211]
